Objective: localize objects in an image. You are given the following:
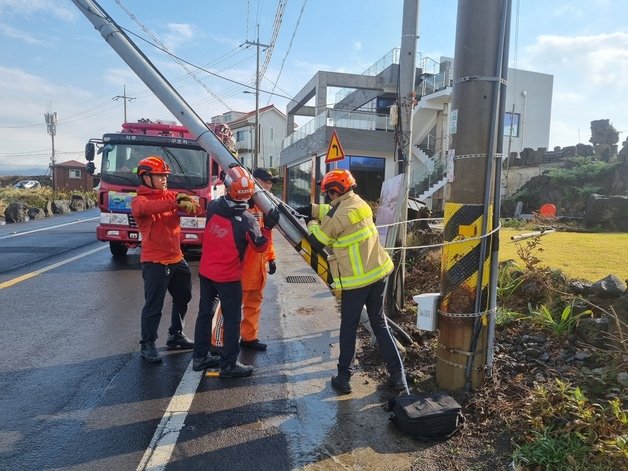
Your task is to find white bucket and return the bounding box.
[412,293,440,331]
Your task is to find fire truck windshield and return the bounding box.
[100,143,209,189]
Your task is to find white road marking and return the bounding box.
[0,216,99,240]
[0,245,108,289]
[137,361,202,471]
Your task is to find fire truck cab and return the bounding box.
[85,120,230,257]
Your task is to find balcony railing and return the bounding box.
[282,109,393,149]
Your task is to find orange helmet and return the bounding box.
[137,156,171,176]
[223,166,255,201]
[320,169,356,195]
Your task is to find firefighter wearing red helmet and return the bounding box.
[193,165,280,378]
[131,156,201,363]
[296,168,407,394]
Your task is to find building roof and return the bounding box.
[228,104,285,126]
[55,160,87,168]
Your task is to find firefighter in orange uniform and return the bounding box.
[212,168,278,352]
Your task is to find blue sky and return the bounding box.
[0,0,626,172]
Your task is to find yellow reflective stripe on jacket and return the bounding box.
[347,204,371,224]
[309,223,334,246]
[318,204,331,219]
[333,223,377,248]
[333,257,394,289]
[348,243,363,275]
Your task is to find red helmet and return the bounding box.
[223,166,255,201]
[320,169,356,194]
[137,156,171,176]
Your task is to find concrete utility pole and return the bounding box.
[245,26,270,170]
[113,85,135,122]
[44,110,57,191]
[437,0,511,391]
[391,0,419,309]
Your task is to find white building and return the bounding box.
[279,49,553,209]
[213,105,287,172]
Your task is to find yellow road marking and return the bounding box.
[0,245,108,290]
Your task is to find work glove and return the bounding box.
[178,200,198,214]
[295,204,312,218]
[264,207,280,230]
[176,193,193,203]
[268,260,276,275]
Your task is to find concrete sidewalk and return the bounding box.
[267,233,419,470]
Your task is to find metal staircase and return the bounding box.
[409,61,453,202]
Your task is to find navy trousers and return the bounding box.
[337,278,404,376]
[195,275,242,369]
[140,259,192,343]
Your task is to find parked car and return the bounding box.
[14,180,41,190]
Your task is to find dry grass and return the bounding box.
[499,228,628,282]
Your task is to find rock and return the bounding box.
[569,281,591,295]
[575,317,610,348]
[583,193,628,231]
[534,373,546,382]
[590,274,627,299]
[575,351,592,361]
[4,202,29,223]
[43,199,53,217]
[27,207,45,220]
[524,348,541,358]
[70,195,86,211]
[617,372,628,388]
[52,200,71,215]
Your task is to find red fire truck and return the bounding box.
[84,120,237,257]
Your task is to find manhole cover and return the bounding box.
[285,275,319,283]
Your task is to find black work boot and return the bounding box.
[192,353,221,371]
[239,339,267,351]
[140,341,162,363]
[219,361,254,378]
[331,373,352,394]
[166,331,194,350]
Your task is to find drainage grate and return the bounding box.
[286,275,319,284]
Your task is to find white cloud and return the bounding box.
[520,32,628,146]
[353,40,362,51]
[0,23,46,44]
[162,23,194,51]
[0,0,74,21]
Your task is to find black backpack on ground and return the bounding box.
[388,391,464,439]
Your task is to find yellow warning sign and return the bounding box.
[325,129,345,163]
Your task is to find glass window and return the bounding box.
[286,160,314,207]
[326,155,385,202]
[236,130,246,142]
[69,169,81,179]
[504,112,520,137]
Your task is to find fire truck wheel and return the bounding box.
[109,241,128,258]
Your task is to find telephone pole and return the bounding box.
[244,26,270,170]
[44,109,57,191]
[437,0,511,391]
[113,85,135,122]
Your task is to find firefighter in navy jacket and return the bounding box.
[192,165,280,377]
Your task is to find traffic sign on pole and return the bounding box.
[325,129,345,164]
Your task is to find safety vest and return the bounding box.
[308,191,393,291]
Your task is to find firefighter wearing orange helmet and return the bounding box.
[296,168,407,394]
[131,156,201,364]
[193,165,280,378]
[211,168,278,353]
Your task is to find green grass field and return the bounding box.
[499,228,628,283]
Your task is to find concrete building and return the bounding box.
[279,49,553,209]
[212,105,287,172]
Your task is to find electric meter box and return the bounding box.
[413,293,440,331]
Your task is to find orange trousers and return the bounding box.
[211,288,264,347]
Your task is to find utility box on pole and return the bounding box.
[436,0,511,391]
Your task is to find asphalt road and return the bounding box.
[0,209,418,471]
